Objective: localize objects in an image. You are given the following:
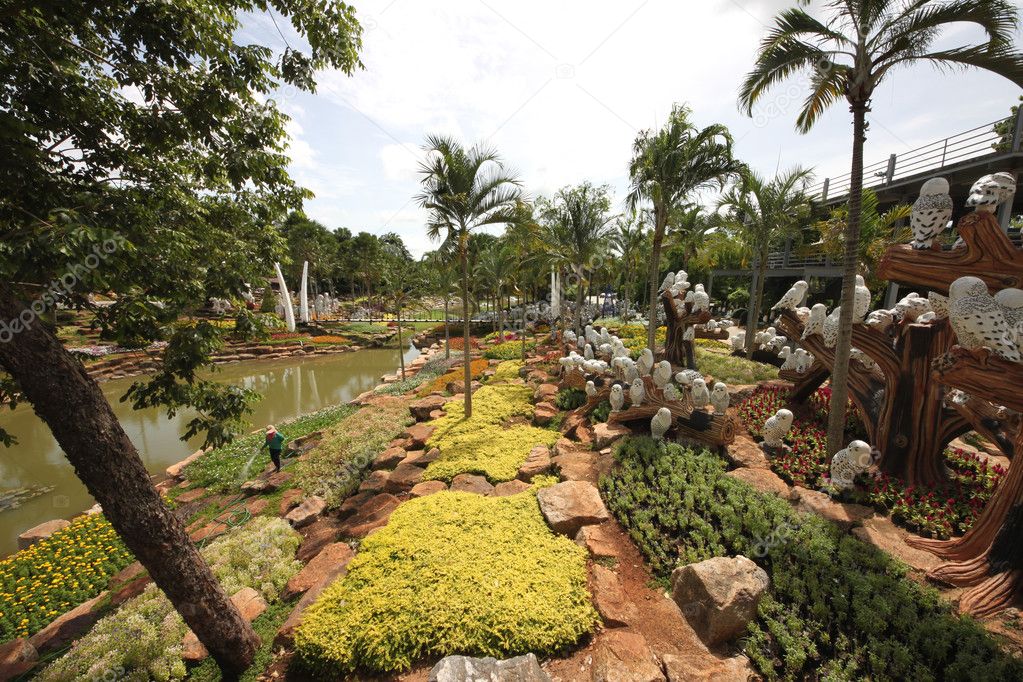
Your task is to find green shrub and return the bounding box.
[295,399,413,507]
[694,347,778,384]
[589,399,611,424]
[184,404,357,492]
[425,385,557,482]
[294,491,597,675]
[483,340,535,360]
[600,438,1023,681]
[39,517,302,682]
[554,387,587,410]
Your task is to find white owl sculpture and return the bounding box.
[663,383,681,402]
[795,307,811,324]
[928,292,950,319]
[730,332,746,352]
[624,363,640,384]
[653,360,673,388]
[651,407,672,440]
[710,382,730,415]
[949,276,1021,362]
[778,347,797,371]
[895,294,931,322]
[854,276,871,323]
[850,348,879,372]
[794,348,811,374]
[610,384,625,412]
[659,272,676,293]
[865,308,895,333]
[822,307,841,348]
[761,409,794,449]
[911,177,953,249]
[584,343,594,361]
[585,380,597,398]
[675,369,702,386]
[684,290,695,304]
[629,378,646,406]
[995,288,1023,345]
[830,440,873,491]
[683,326,695,342]
[802,304,827,340]
[637,348,654,377]
[691,378,710,409]
[692,284,710,313]
[773,280,808,312]
[966,172,1016,213]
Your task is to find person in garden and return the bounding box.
[262,425,285,473]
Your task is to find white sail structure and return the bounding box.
[273,262,296,331]
[299,261,310,323]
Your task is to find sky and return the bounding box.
[239,0,1023,257]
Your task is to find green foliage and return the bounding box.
[484,340,535,360]
[492,359,524,382]
[375,356,461,396]
[590,399,612,424]
[0,514,133,643]
[694,347,778,384]
[183,404,357,492]
[294,491,597,675]
[295,400,414,508]
[600,438,1023,681]
[425,385,557,482]
[188,600,293,682]
[554,388,587,410]
[39,517,302,681]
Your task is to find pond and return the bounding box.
[0,345,419,557]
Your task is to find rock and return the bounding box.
[29,592,107,655]
[338,490,375,519]
[165,448,205,479]
[533,401,558,426]
[359,469,391,494]
[277,566,349,647]
[17,519,70,550]
[429,409,446,420]
[175,487,208,504]
[791,486,872,531]
[517,445,552,482]
[372,447,408,470]
[592,422,631,449]
[492,480,532,496]
[575,424,594,446]
[245,498,269,515]
[536,481,610,536]
[429,653,550,682]
[534,383,559,402]
[725,468,789,498]
[852,516,943,572]
[384,462,425,493]
[279,488,304,515]
[240,470,291,495]
[283,542,355,601]
[723,436,770,469]
[0,638,37,680]
[591,631,665,682]
[339,493,400,538]
[575,525,618,559]
[552,447,596,483]
[670,555,769,646]
[450,474,495,496]
[411,480,448,497]
[560,412,587,437]
[285,496,328,529]
[182,587,267,662]
[661,653,755,682]
[297,516,342,563]
[189,520,228,543]
[590,564,636,627]
[403,448,441,467]
[410,395,448,421]
[405,423,436,449]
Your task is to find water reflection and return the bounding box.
[0,345,419,556]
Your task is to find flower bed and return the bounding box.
[418,358,489,395]
[294,491,597,676]
[375,356,461,396]
[600,438,1023,680]
[424,385,557,483]
[737,385,1003,539]
[0,514,133,643]
[482,340,534,360]
[491,359,524,382]
[309,335,349,344]
[483,330,518,343]
[38,517,302,681]
[447,336,479,351]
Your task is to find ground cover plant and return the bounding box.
[424,384,557,482]
[418,358,489,395]
[483,340,535,360]
[183,404,358,492]
[737,385,1002,539]
[600,438,1023,681]
[491,359,524,382]
[375,356,462,396]
[0,514,133,643]
[38,517,302,681]
[293,491,597,675]
[295,398,413,508]
[694,347,779,384]
[554,387,587,410]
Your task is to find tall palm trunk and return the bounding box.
[396,299,405,380]
[443,294,450,360]
[574,266,585,335]
[647,205,666,352]
[460,233,472,418]
[745,245,769,354]
[827,102,867,456]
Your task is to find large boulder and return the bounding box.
[338,493,400,538]
[283,542,355,601]
[661,653,756,682]
[450,473,495,496]
[533,402,558,426]
[725,468,789,498]
[536,481,609,536]
[28,592,107,655]
[429,653,550,682]
[575,525,618,559]
[383,462,425,494]
[517,445,552,482]
[0,638,38,680]
[285,496,328,529]
[493,480,531,497]
[670,556,769,646]
[372,446,408,470]
[17,519,70,550]
[409,395,448,421]
[410,480,448,497]
[405,423,436,449]
[591,631,665,682]
[592,422,631,449]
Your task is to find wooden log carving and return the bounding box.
[878,211,1023,293]
[662,292,710,368]
[779,361,829,402]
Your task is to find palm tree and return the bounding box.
[740,0,1023,455]
[669,205,716,271]
[417,135,523,418]
[477,241,517,335]
[423,252,458,359]
[717,167,814,354]
[536,183,615,334]
[611,213,648,321]
[627,104,742,353]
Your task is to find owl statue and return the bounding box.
[910,177,953,249]
[802,303,827,339]
[651,407,672,440]
[773,280,808,312]
[652,360,673,389]
[637,348,654,377]
[949,276,1021,362]
[761,409,794,449]
[966,172,1016,213]
[830,440,873,491]
[710,382,730,415]
[609,384,625,412]
[691,378,710,409]
[629,377,646,406]
[585,380,597,399]
[778,347,797,371]
[854,276,871,323]
[663,383,681,402]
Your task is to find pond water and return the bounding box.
[0,345,419,557]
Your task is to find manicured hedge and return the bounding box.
[294,491,597,675]
[600,437,1023,681]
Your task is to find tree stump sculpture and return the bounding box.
[662,291,710,368]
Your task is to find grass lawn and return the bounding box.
[694,346,778,384]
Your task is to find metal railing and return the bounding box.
[760,247,836,269]
[808,113,1020,202]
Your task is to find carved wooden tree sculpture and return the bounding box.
[662,291,710,368]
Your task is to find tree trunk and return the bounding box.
[827,102,867,457]
[396,300,405,380]
[0,285,258,675]
[647,205,666,353]
[444,294,450,360]
[574,266,585,336]
[460,234,472,418]
[744,249,768,355]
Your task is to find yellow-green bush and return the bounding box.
[491,359,523,382]
[424,385,556,482]
[294,491,597,675]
